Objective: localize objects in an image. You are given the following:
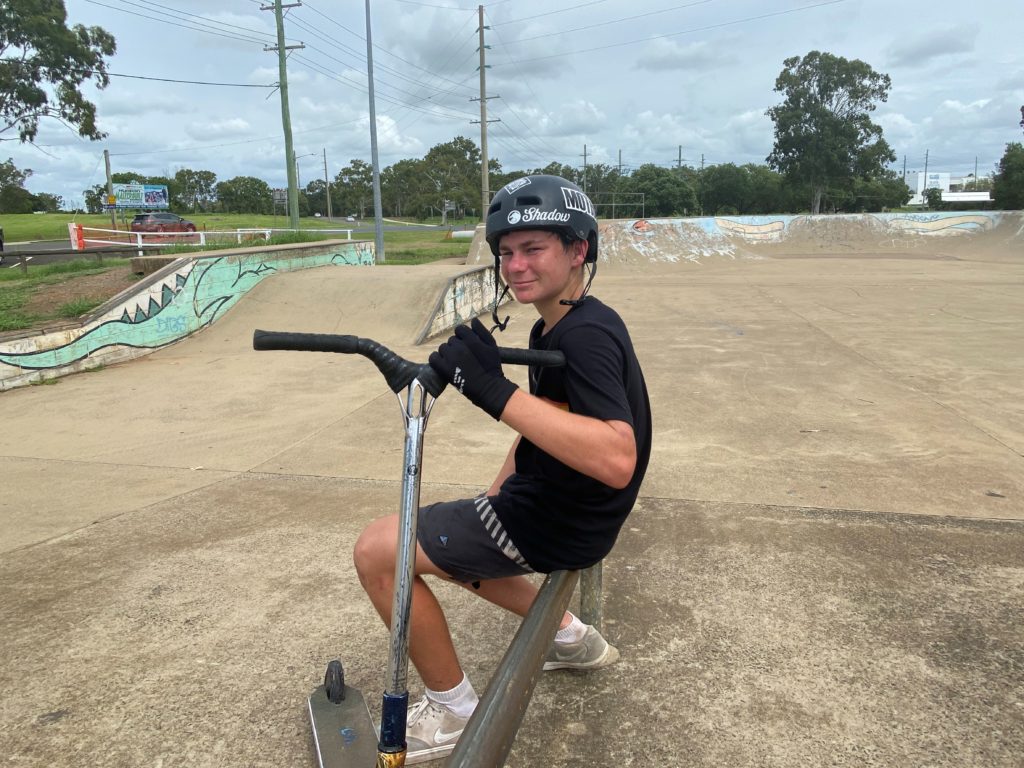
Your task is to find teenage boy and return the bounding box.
[353,174,651,764]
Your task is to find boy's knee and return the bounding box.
[353,518,394,581]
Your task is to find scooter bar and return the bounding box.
[253,329,565,397]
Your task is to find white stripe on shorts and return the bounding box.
[475,496,529,568]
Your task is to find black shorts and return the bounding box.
[417,495,534,583]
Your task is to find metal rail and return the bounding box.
[447,570,580,768]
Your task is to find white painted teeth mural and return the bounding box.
[0,243,374,389]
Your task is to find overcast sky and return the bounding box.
[8,0,1023,209]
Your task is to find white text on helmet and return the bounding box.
[561,187,596,217]
[518,207,571,224]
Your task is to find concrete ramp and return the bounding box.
[173,262,476,352]
[468,211,1023,268]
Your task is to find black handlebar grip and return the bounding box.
[253,329,359,354]
[499,347,565,368]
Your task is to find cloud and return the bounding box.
[886,24,978,68]
[185,118,251,141]
[635,39,727,72]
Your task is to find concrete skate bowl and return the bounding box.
[470,211,1023,267]
[188,262,498,353]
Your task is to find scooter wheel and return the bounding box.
[324,659,346,704]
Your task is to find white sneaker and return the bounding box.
[543,625,620,670]
[404,696,471,765]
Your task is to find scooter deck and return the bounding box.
[308,684,378,768]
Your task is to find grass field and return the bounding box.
[0,220,475,331]
[0,212,478,243]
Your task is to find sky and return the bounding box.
[6,0,1023,209]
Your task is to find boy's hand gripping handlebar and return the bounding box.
[252,328,565,397]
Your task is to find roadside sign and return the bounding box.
[108,183,170,210]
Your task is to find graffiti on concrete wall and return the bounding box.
[418,266,503,343]
[0,241,373,389]
[607,211,1008,263]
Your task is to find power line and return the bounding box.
[490,0,610,26]
[302,0,477,95]
[92,70,275,88]
[82,0,276,46]
[494,0,851,65]
[510,0,721,39]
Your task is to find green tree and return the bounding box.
[421,136,481,221]
[0,183,36,212]
[1,0,117,143]
[743,164,791,214]
[701,163,752,215]
[621,164,696,217]
[924,187,944,210]
[0,156,37,212]
[173,168,217,212]
[529,162,581,186]
[303,178,327,217]
[992,142,1024,210]
[580,163,622,216]
[382,158,425,218]
[33,191,62,212]
[215,176,272,214]
[335,159,373,218]
[766,51,895,214]
[848,171,911,211]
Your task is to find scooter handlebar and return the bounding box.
[253,329,564,397]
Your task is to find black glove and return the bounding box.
[429,317,519,420]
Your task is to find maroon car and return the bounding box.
[130,212,196,233]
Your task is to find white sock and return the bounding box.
[426,673,478,718]
[554,613,587,644]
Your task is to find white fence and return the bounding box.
[67,224,353,253]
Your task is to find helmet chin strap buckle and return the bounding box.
[490,283,511,333]
[559,261,597,308]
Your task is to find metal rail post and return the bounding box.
[447,570,579,768]
[579,561,603,632]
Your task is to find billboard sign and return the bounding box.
[109,183,170,209]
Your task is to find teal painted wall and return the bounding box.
[0,240,374,390]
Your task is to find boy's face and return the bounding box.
[498,229,587,310]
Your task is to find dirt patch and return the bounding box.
[20,265,140,320]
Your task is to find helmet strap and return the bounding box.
[490,280,511,333]
[559,260,597,308]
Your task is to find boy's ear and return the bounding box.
[570,239,587,267]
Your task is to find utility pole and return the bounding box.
[263,0,304,230]
[364,0,385,262]
[677,145,683,169]
[699,154,705,216]
[974,156,978,191]
[470,5,499,221]
[617,149,622,175]
[323,148,332,218]
[902,155,906,181]
[581,144,588,192]
[104,148,116,231]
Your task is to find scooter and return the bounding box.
[253,328,564,767]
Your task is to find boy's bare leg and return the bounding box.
[353,515,464,691]
[457,575,573,630]
[354,517,575,693]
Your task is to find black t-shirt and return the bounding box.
[492,297,652,572]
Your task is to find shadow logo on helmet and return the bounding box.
[507,210,522,224]
[519,207,571,224]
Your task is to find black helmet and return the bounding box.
[485,175,598,264]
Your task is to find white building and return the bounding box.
[905,171,991,206]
